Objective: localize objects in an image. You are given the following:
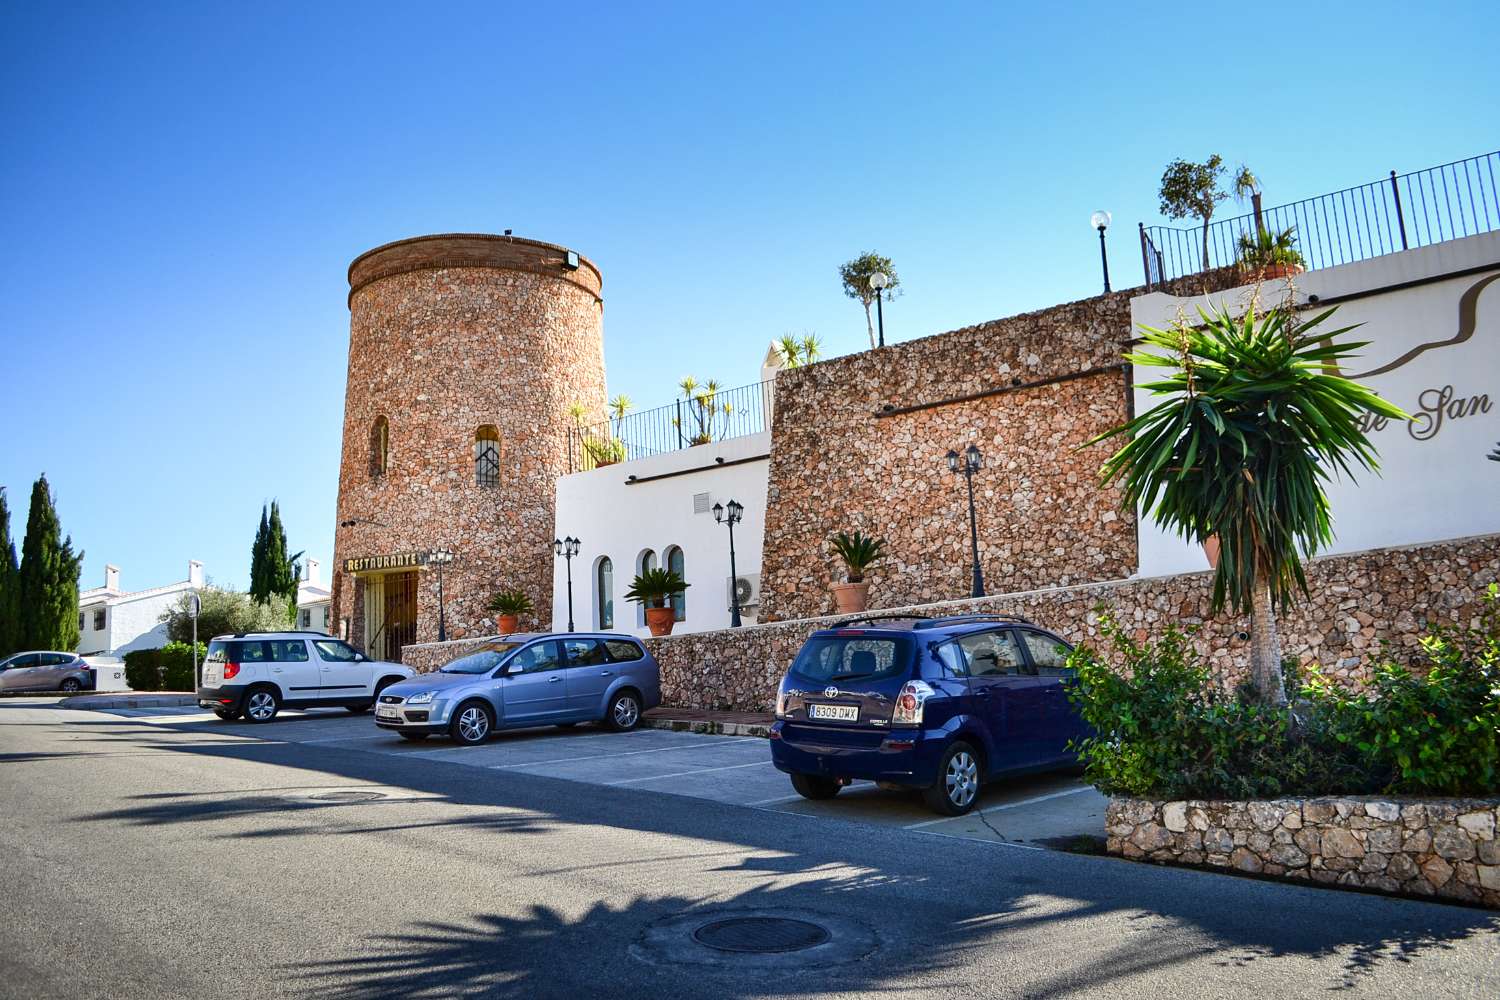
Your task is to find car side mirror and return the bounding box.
[354,653,366,662]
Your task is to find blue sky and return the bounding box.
[2,1,1496,593]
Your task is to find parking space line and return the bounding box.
[901,785,1092,829]
[488,738,753,769]
[744,793,806,807]
[607,760,775,785]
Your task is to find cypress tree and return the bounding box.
[17,475,83,651]
[249,504,270,604]
[265,501,302,623]
[0,488,20,657]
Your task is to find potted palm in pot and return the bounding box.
[1237,225,1305,281]
[830,530,885,614]
[625,567,690,637]
[486,590,534,635]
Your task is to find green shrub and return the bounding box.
[123,648,163,691]
[160,641,206,691]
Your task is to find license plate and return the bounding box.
[809,703,859,722]
[376,706,400,720]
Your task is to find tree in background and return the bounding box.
[0,489,20,657]
[17,475,83,652]
[249,501,302,623]
[1159,155,1229,271]
[160,586,286,645]
[249,505,271,605]
[839,252,900,350]
[773,332,823,369]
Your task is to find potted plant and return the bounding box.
[625,567,690,637]
[672,376,733,446]
[486,590,534,635]
[1237,225,1305,281]
[582,434,627,468]
[830,530,885,614]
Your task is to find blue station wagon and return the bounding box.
[375,633,662,745]
[769,614,1088,815]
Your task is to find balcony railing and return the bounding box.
[1140,150,1500,288]
[565,379,775,473]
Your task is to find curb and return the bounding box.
[67,693,197,710]
[640,717,771,738]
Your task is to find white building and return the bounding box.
[77,560,205,656]
[295,558,332,633]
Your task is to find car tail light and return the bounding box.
[774,687,788,719]
[891,680,934,727]
[223,662,240,680]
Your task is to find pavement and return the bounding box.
[1,696,1497,998]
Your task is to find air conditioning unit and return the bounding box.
[727,572,760,610]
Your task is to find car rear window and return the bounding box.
[206,640,271,663]
[789,636,912,683]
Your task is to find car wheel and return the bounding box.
[60,678,82,693]
[213,708,241,721]
[242,687,281,724]
[790,773,842,800]
[449,701,493,746]
[923,741,981,816]
[605,690,641,732]
[398,732,429,742]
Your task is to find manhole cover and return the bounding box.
[306,790,386,803]
[692,917,831,954]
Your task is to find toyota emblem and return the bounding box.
[824,686,839,699]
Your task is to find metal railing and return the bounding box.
[1140,150,1500,288]
[566,379,775,472]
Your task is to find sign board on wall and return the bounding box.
[1130,233,1500,578]
[342,552,427,574]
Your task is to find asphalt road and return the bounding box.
[2,699,1497,999]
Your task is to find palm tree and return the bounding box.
[1090,304,1407,704]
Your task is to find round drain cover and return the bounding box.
[307,790,385,803]
[692,917,831,954]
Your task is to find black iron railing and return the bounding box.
[1140,150,1500,288]
[566,379,775,472]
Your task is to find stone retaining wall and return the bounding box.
[403,533,1498,714]
[1106,796,1500,907]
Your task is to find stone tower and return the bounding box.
[330,234,606,658]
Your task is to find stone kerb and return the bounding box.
[1106,795,1500,908]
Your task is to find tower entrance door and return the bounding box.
[363,570,418,662]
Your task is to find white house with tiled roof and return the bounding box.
[76,560,204,656]
[295,559,332,633]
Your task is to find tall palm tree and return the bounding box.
[1090,305,1407,704]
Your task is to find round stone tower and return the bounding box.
[331,234,606,659]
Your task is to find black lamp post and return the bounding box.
[712,499,745,627]
[869,271,889,348]
[554,536,580,632]
[427,547,455,641]
[946,444,985,598]
[1091,210,1112,294]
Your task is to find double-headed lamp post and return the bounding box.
[427,548,455,642]
[1091,210,1112,294]
[712,499,745,627]
[869,271,889,348]
[946,444,985,598]
[554,536,580,632]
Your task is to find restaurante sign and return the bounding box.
[343,552,427,573]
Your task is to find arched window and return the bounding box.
[474,426,500,487]
[665,545,685,622]
[596,557,614,630]
[370,416,389,478]
[635,550,657,627]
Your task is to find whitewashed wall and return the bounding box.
[552,432,770,637]
[1130,232,1500,577]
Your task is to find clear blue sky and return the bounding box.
[2,1,1495,594]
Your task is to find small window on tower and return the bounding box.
[371,416,390,478]
[475,426,501,487]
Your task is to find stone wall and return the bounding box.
[331,235,607,655]
[1106,796,1500,908]
[403,533,1499,713]
[757,270,1243,623]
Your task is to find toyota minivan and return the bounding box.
[769,614,1088,815]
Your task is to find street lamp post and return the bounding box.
[869,271,889,348]
[946,444,985,598]
[712,500,745,627]
[554,536,580,632]
[426,548,455,642]
[1091,211,1112,294]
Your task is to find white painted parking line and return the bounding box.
[488,738,754,769]
[744,793,807,807]
[901,785,1093,829]
[607,760,776,785]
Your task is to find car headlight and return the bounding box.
[404,691,436,705]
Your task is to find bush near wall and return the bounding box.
[122,642,206,692]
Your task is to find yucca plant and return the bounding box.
[582,435,627,467]
[486,590,534,616]
[1089,305,1407,704]
[830,530,886,583]
[624,567,690,609]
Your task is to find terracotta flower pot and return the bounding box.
[832,581,870,614]
[645,606,676,636]
[1246,263,1303,282]
[1202,535,1221,570]
[496,614,519,635]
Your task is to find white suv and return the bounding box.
[196,632,413,723]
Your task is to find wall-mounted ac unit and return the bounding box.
[727,572,760,610]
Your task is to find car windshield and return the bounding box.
[440,645,522,674]
[789,636,912,683]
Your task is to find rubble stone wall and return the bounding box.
[1106,795,1500,908]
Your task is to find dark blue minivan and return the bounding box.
[769,614,1088,815]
